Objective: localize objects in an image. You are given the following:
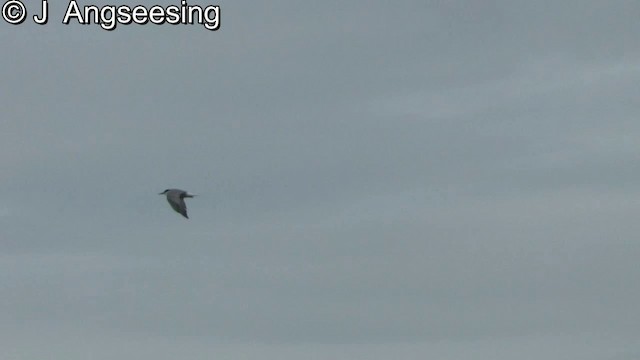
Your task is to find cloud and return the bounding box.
[2,0,640,358]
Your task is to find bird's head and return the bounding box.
[159,189,170,195]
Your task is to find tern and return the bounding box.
[159,188,195,219]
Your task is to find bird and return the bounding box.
[159,188,195,219]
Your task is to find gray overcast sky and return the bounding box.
[1,0,640,358]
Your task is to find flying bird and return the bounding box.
[159,188,195,219]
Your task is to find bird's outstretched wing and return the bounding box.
[167,192,189,219]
